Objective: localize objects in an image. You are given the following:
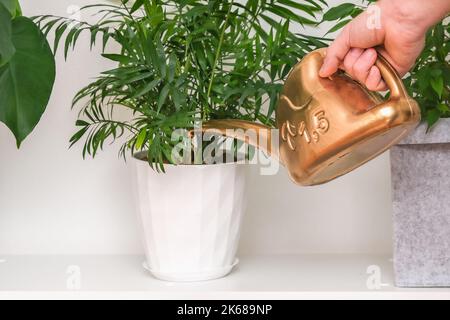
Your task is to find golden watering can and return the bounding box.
[200,48,421,186]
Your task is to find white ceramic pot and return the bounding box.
[132,152,247,282]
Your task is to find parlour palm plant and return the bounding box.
[38,0,327,170]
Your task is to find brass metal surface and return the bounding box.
[200,48,421,186]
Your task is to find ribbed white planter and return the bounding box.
[132,152,247,282]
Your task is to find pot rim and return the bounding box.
[398,118,450,146]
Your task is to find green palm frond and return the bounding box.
[39,0,326,169]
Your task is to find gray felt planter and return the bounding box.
[390,118,450,287]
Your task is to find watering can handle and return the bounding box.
[373,52,408,99]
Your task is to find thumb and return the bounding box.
[319,26,351,77]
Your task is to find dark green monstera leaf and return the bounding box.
[0,16,55,147]
[0,0,22,66]
[0,0,21,16]
[0,2,15,66]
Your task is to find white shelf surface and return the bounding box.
[0,255,449,299]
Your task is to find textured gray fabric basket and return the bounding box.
[390,118,450,287]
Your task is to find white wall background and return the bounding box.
[0,0,393,255]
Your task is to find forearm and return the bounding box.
[381,0,450,33]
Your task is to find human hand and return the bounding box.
[319,0,450,91]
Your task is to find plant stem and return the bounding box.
[205,0,234,120]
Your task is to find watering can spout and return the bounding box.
[197,119,280,160]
